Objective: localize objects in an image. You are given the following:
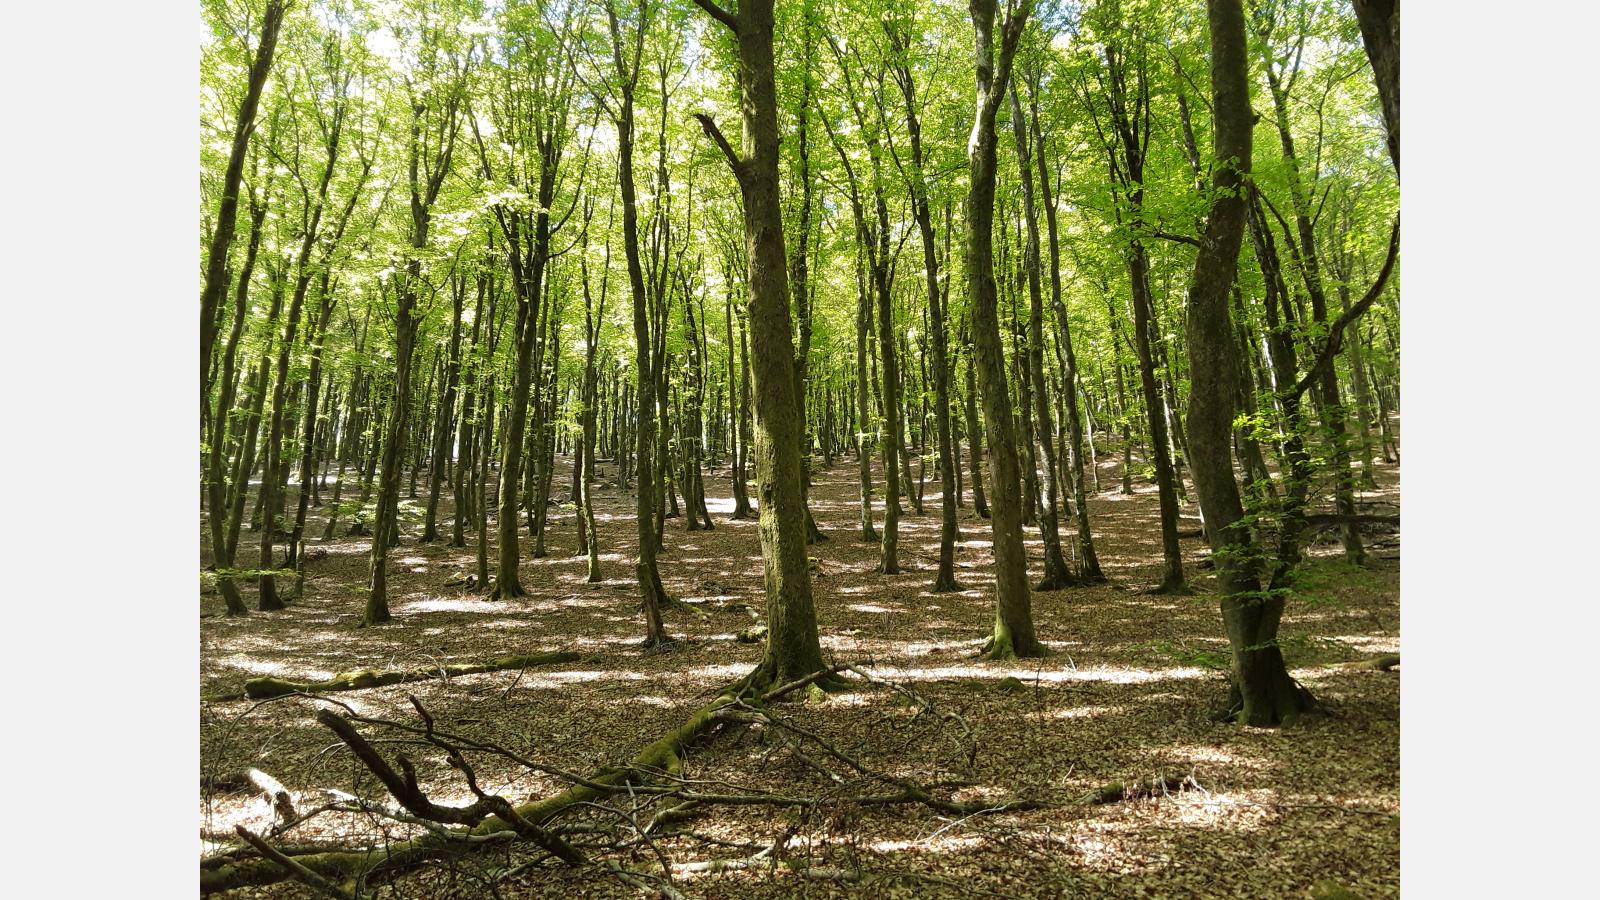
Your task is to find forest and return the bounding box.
[197,0,1401,895]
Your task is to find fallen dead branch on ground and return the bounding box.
[203,650,582,702]
[199,663,1073,896]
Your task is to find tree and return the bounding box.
[603,0,671,644]
[965,0,1043,660]
[367,7,467,625]
[693,0,827,686]
[1350,0,1398,173]
[1182,0,1315,726]
[201,0,288,422]
[1008,67,1073,591]
[885,10,963,593]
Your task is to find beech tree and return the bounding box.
[198,0,1400,732]
[965,0,1042,660]
[692,0,828,686]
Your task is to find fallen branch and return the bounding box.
[201,668,774,894]
[233,826,358,900]
[221,650,581,701]
[1082,770,1194,805]
[1338,654,1399,671]
[199,663,1040,895]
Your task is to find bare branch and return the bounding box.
[1286,215,1400,402]
[692,112,743,179]
[690,0,738,33]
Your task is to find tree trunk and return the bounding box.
[1029,85,1103,580]
[889,34,962,590]
[965,0,1043,660]
[1009,86,1072,590]
[1184,0,1314,726]
[1351,0,1399,173]
[200,0,286,416]
[962,321,989,517]
[693,0,827,688]
[608,0,670,643]
[422,276,465,542]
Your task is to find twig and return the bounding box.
[233,826,358,900]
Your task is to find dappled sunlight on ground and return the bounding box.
[202,439,1400,898]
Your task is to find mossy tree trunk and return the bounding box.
[693,0,827,687]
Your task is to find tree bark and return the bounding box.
[693,0,827,687]
[965,0,1043,659]
[1008,85,1073,590]
[1350,0,1399,173]
[1185,0,1314,726]
[607,0,670,643]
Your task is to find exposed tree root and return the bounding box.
[1033,573,1079,592]
[978,633,1051,661]
[1150,577,1195,596]
[209,650,582,702]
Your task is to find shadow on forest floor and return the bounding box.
[201,432,1399,899]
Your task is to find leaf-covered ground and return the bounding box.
[201,439,1399,899]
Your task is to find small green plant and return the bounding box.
[1136,639,1231,671]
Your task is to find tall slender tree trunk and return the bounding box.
[609,0,670,643]
[693,0,827,687]
[1009,87,1072,590]
[1029,88,1103,580]
[889,31,961,590]
[200,0,286,416]
[962,318,989,518]
[206,187,268,616]
[422,276,465,542]
[370,87,461,623]
[965,0,1043,660]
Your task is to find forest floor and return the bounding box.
[201,437,1400,899]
